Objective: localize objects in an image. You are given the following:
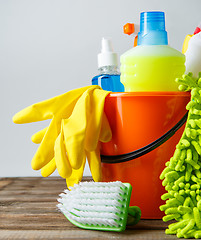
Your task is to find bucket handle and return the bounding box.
[101,112,188,164]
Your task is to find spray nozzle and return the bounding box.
[194,23,201,35]
[97,38,118,69]
[101,38,114,52]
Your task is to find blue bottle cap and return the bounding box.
[138,11,168,45]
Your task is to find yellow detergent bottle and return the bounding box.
[120,11,185,92]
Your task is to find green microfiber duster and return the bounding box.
[160,72,201,239]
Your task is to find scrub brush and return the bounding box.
[57,181,141,232]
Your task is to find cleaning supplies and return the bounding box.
[160,73,201,238]
[120,11,185,92]
[13,86,112,187]
[57,181,141,232]
[92,38,124,92]
[184,32,201,78]
[100,11,189,219]
[101,90,190,219]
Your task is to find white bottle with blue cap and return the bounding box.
[120,11,185,92]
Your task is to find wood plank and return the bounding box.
[0,189,63,195]
[0,179,13,189]
[0,202,57,213]
[0,177,174,239]
[0,229,178,240]
[0,212,170,231]
[0,215,73,230]
[0,194,58,202]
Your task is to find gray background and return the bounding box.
[1,0,201,177]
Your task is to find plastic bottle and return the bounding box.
[120,11,185,92]
[182,23,201,54]
[92,38,124,92]
[184,31,201,78]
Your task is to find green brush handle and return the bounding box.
[126,206,141,226]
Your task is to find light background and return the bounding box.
[1,0,201,177]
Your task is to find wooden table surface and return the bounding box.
[0,177,179,240]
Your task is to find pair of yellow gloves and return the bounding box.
[13,86,112,187]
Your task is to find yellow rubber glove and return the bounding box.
[86,114,113,183]
[31,127,48,144]
[31,99,112,181]
[13,86,112,187]
[34,111,111,180]
[86,145,102,182]
[41,158,56,177]
[13,86,100,171]
[60,89,90,170]
[55,88,112,187]
[66,156,86,187]
[39,88,112,185]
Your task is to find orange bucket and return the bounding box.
[101,92,190,219]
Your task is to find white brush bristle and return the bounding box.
[57,181,128,228]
